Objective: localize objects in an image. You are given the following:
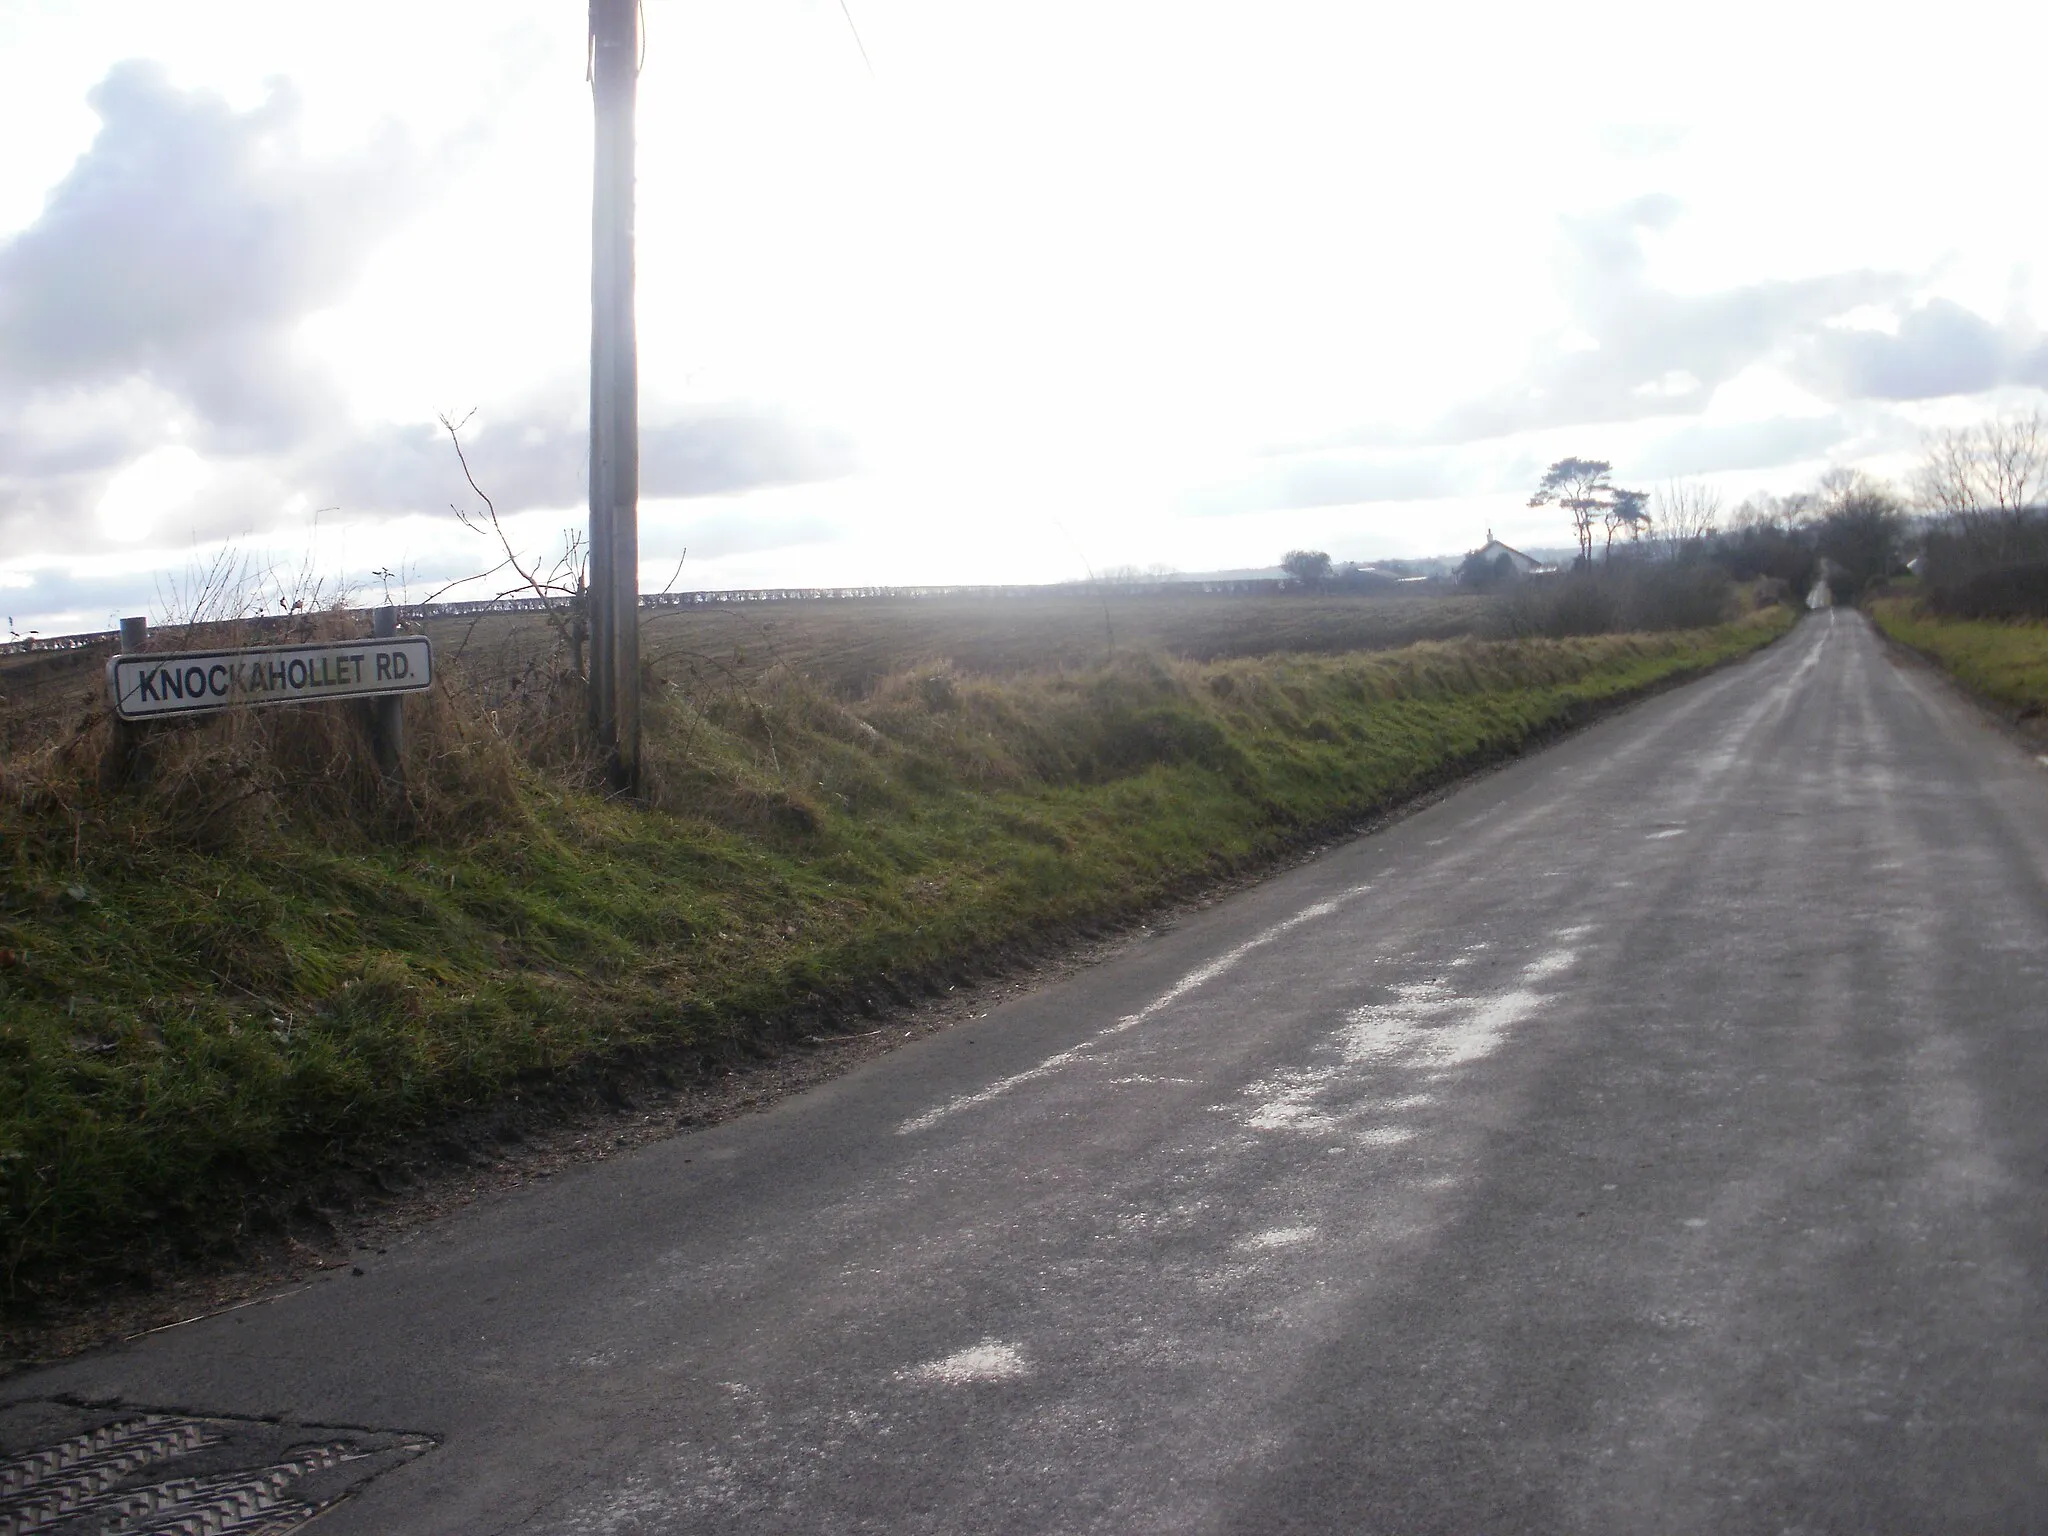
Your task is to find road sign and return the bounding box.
[107,636,434,721]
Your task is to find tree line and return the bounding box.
[1476,408,2048,622]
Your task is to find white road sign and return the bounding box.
[107,636,434,721]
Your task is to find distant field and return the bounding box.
[0,643,113,755]
[3,590,1489,751]
[435,589,1495,699]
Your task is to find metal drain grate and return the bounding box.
[0,1402,432,1536]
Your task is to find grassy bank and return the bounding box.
[0,608,1789,1302]
[1867,595,2048,716]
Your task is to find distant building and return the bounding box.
[1465,531,1557,580]
[1329,561,1402,592]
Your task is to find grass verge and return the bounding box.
[1866,595,2048,718]
[0,608,1790,1306]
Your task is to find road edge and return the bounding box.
[1862,605,2048,759]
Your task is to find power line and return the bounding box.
[837,0,876,76]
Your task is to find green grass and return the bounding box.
[1867,596,2048,716]
[0,608,1791,1301]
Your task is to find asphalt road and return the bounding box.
[8,610,2048,1534]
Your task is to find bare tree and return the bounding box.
[1912,410,2048,554]
[1914,428,1980,519]
[1813,468,1907,598]
[1814,466,1868,515]
[1727,493,1774,531]
[1983,413,2048,514]
[1655,479,1721,559]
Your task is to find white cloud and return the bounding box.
[0,54,855,596]
[94,445,209,544]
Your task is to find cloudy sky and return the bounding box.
[3,0,2045,634]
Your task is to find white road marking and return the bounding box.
[1425,989,1548,1067]
[1519,948,1578,982]
[1241,1073,1339,1132]
[904,1340,1030,1384]
[1354,1125,1418,1146]
[1239,938,1583,1133]
[1240,1226,1317,1250]
[897,885,1371,1133]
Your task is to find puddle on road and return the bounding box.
[0,1400,432,1536]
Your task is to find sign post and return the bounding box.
[98,616,152,791]
[367,605,406,777]
[101,617,433,791]
[106,634,432,722]
[101,614,430,786]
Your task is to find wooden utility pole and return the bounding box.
[588,0,641,788]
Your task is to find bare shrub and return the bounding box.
[1619,562,1736,629]
[1488,564,1734,639]
[1928,556,2048,620]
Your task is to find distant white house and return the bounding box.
[1467,531,1558,577]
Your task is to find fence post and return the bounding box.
[369,606,405,780]
[99,616,149,791]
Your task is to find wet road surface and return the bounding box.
[7,610,2047,1533]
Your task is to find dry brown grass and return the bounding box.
[427,589,1492,701]
[0,610,527,856]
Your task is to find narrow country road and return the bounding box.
[8,610,2048,1534]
